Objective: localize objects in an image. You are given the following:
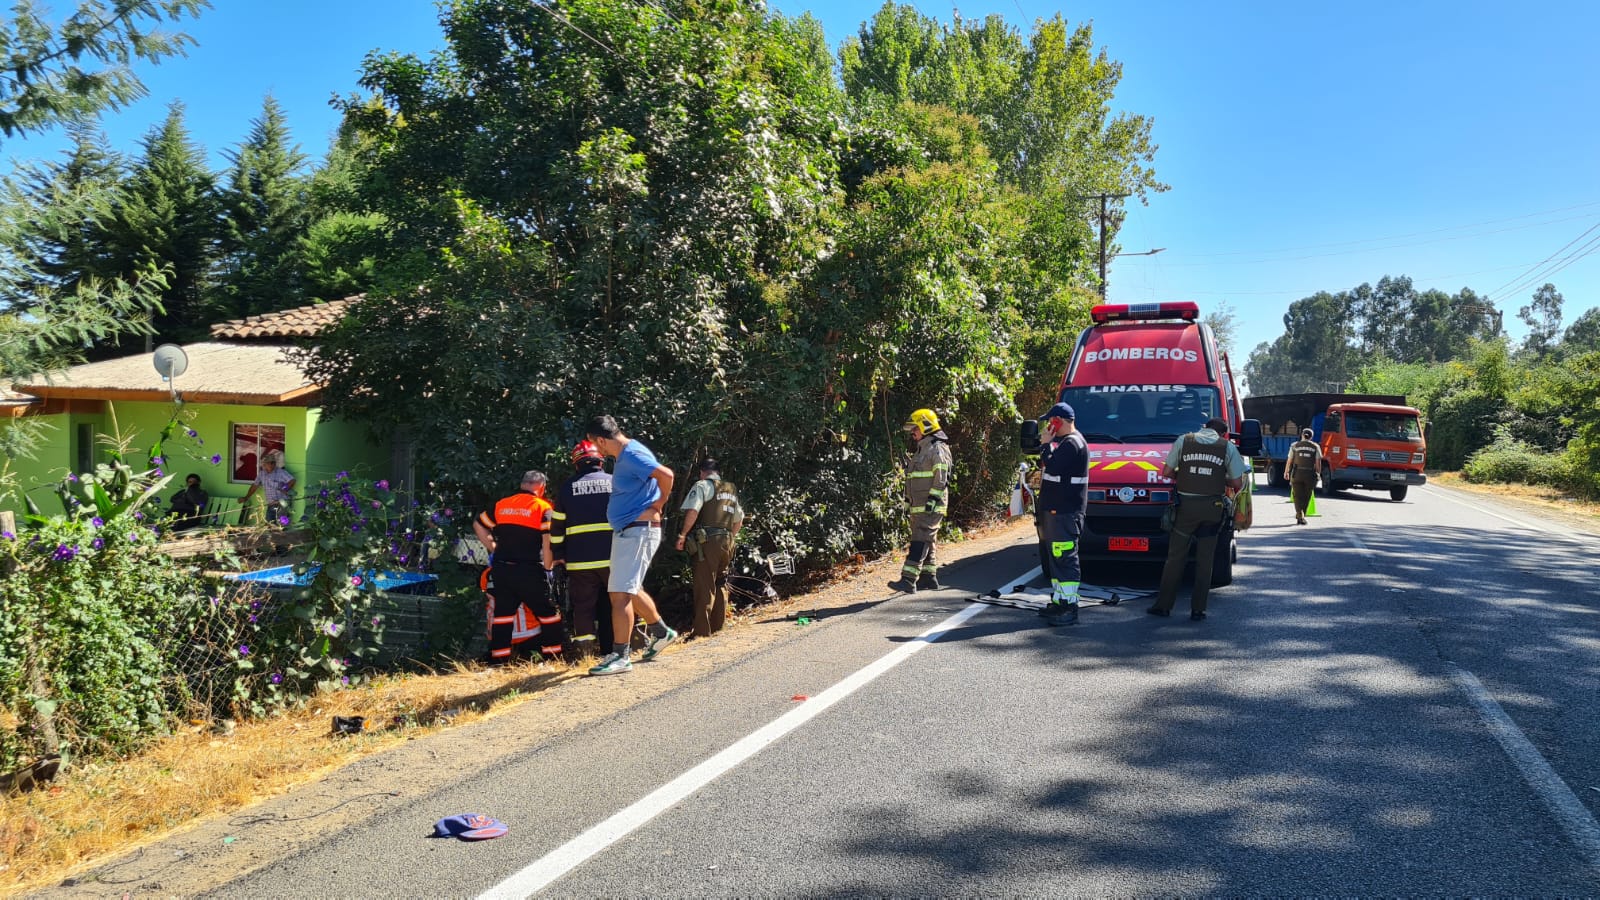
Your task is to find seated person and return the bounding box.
[169,473,209,531]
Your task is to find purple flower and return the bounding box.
[210,454,222,465]
[52,543,77,561]
[133,512,144,521]
[153,468,163,477]
[317,501,327,510]
[326,622,341,636]
[151,456,164,465]
[341,675,350,685]
[248,614,258,623]
[319,489,330,499]
[1,530,14,540]
[278,515,290,527]
[209,595,220,606]
[91,516,104,528]
[375,480,389,491]
[66,473,77,483]
[351,523,363,534]
[185,428,197,438]
[270,672,283,684]
[351,575,363,587]
[91,537,104,550]
[238,644,251,657]
[371,616,381,626]
[337,471,349,480]
[443,508,454,517]
[371,500,382,509]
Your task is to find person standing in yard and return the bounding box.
[242,450,295,525]
[888,408,953,594]
[168,473,209,531]
[1284,427,1322,525]
[1148,417,1247,621]
[584,415,678,676]
[473,470,566,663]
[674,457,745,639]
[1036,403,1090,627]
[550,440,616,657]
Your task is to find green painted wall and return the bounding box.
[0,401,392,523]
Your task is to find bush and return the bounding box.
[1427,389,1506,470]
[1462,432,1570,487]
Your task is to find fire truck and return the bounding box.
[1021,302,1262,585]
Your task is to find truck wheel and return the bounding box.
[1209,535,1234,587]
[1268,464,1286,489]
[1319,465,1337,497]
[1389,485,1408,501]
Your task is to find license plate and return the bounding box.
[1109,537,1149,552]
[1383,472,1403,480]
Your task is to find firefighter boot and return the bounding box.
[886,578,917,594]
[1045,603,1079,627]
[916,570,942,592]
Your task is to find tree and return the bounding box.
[1517,283,1563,358]
[1562,307,1600,357]
[101,102,220,343]
[1243,291,1360,395]
[215,96,311,318]
[0,1,208,142]
[0,122,126,296]
[1203,300,1238,358]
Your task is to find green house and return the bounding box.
[2,300,400,524]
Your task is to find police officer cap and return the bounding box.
[1301,428,1314,438]
[1045,402,1075,421]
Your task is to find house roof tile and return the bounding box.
[12,343,318,405]
[209,297,358,340]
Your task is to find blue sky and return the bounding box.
[12,0,1599,362]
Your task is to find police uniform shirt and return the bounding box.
[551,469,613,569]
[1039,431,1090,514]
[1162,427,1247,496]
[476,491,552,563]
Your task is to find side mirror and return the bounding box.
[1236,418,1263,457]
[1019,419,1041,455]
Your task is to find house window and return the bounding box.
[75,423,94,474]
[232,424,286,483]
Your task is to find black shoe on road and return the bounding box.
[1045,605,1079,626]
[1190,611,1207,621]
[1146,606,1171,617]
[915,576,942,592]
[887,579,917,594]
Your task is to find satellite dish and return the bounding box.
[152,344,188,380]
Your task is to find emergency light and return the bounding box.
[1091,302,1201,324]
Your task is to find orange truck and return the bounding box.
[1243,393,1428,501]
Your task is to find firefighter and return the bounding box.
[472,470,565,662]
[1032,409,1069,585]
[1037,403,1090,626]
[1284,427,1322,525]
[1149,417,1247,621]
[888,408,953,594]
[550,440,615,657]
[675,458,745,638]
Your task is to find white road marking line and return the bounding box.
[477,568,1022,900]
[1345,532,1373,560]
[1449,666,1600,875]
[1427,485,1559,535]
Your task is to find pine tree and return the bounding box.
[103,102,221,343]
[216,96,312,317]
[3,123,128,294]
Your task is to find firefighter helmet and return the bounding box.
[570,439,603,466]
[904,408,941,434]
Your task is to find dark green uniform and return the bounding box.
[1285,438,1322,523]
[1152,433,1232,617]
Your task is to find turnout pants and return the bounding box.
[901,511,944,582]
[1044,509,1084,606]
[1154,495,1227,615]
[690,531,734,638]
[489,560,566,661]
[565,568,612,648]
[1291,475,1316,518]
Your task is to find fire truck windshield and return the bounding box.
[1054,386,1223,441]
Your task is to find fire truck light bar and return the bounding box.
[1091,302,1201,324]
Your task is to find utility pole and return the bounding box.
[1084,192,1129,297]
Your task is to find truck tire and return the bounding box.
[1389,485,1408,501]
[1209,534,1234,587]
[1268,463,1286,489]
[1320,464,1338,497]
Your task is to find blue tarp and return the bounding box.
[227,565,437,594]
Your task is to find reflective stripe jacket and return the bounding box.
[905,432,953,514]
[1039,431,1090,514]
[550,468,613,571]
[477,491,552,562]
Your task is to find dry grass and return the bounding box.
[0,654,592,894]
[1432,472,1600,524]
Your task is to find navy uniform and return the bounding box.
[1037,402,1090,626]
[550,441,615,654]
[1033,425,1066,583]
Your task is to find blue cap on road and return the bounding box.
[1045,402,1075,421]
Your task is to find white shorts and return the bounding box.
[608,522,662,595]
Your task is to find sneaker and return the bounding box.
[641,626,678,661]
[588,652,632,676]
[887,579,917,594]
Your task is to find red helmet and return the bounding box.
[570,439,603,466]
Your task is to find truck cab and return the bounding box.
[1318,402,1428,500]
[1021,301,1261,586]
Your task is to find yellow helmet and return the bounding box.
[904,408,941,434]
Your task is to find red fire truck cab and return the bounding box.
[1021,302,1262,585]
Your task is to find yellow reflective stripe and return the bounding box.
[549,510,568,521]
[908,470,935,478]
[566,559,608,571]
[910,505,927,513]
[566,522,612,535]
[927,489,946,497]
[550,535,565,544]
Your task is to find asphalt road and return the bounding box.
[197,482,1600,897]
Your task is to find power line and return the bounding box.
[1485,220,1600,303]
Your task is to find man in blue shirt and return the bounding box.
[583,414,678,675]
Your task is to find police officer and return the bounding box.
[473,470,566,662]
[1149,417,1247,621]
[888,408,953,594]
[550,441,615,656]
[1037,403,1090,626]
[1284,427,1322,525]
[675,458,745,638]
